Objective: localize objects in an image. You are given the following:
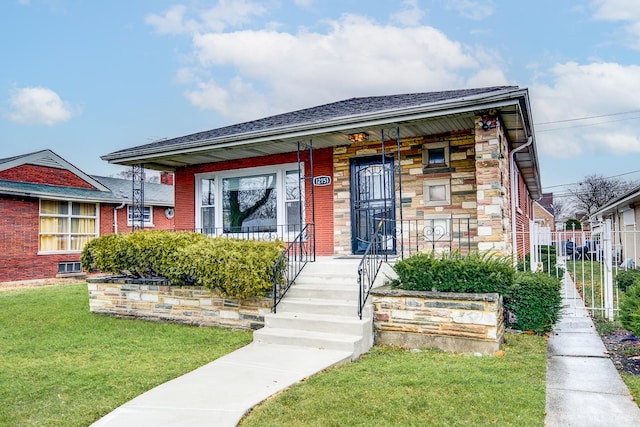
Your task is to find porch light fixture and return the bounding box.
[477,115,499,131]
[348,132,369,143]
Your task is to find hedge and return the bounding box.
[391,251,514,295]
[81,231,285,298]
[620,283,640,337]
[392,251,562,334]
[504,272,562,334]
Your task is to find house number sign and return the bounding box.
[313,176,332,186]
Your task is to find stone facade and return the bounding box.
[371,286,504,354]
[333,129,481,255]
[87,278,272,330]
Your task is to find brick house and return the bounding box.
[0,150,174,282]
[102,86,541,261]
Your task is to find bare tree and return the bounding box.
[112,168,160,183]
[568,174,635,219]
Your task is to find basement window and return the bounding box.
[58,262,82,274]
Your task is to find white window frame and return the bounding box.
[127,205,154,227]
[195,163,304,239]
[424,178,451,206]
[38,200,99,254]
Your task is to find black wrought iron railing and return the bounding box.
[357,219,386,319]
[388,217,473,259]
[272,223,315,312]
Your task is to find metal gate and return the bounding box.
[519,219,639,321]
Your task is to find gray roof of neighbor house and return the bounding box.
[102,86,541,198]
[591,185,640,219]
[0,149,173,206]
[91,175,174,206]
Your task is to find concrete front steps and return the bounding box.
[253,257,378,360]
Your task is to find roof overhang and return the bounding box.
[103,88,541,198]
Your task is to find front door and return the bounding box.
[350,155,396,254]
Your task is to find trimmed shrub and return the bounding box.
[392,252,562,334]
[81,231,285,298]
[620,283,640,337]
[391,251,514,295]
[170,238,285,298]
[81,233,128,274]
[504,272,562,334]
[615,269,640,292]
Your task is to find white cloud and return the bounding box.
[390,0,425,27]
[145,1,267,35]
[531,62,640,158]
[592,0,640,48]
[445,0,495,20]
[160,10,505,121]
[7,87,76,126]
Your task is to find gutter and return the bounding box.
[510,136,533,264]
[114,201,126,234]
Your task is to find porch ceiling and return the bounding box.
[127,113,479,170]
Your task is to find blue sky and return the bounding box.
[2,0,640,198]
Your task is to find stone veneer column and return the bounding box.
[474,116,511,253]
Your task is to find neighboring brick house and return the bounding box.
[0,150,174,282]
[534,200,555,230]
[102,86,541,261]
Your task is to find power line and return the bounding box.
[543,169,640,190]
[535,109,640,125]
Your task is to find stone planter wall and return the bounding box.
[87,278,271,330]
[371,287,504,354]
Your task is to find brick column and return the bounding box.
[474,116,510,253]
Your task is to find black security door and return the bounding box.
[350,155,396,254]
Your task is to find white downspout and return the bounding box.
[510,136,533,265]
[114,202,126,234]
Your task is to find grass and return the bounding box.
[0,284,253,427]
[565,260,621,318]
[240,333,547,427]
[622,373,640,404]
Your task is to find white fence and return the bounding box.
[517,220,640,321]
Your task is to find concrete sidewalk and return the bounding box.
[91,343,352,427]
[545,274,640,426]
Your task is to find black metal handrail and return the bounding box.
[357,219,386,319]
[272,223,315,312]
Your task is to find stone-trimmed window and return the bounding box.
[423,214,452,244]
[422,141,450,171]
[423,178,451,206]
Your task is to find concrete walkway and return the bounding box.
[91,343,352,427]
[545,273,640,426]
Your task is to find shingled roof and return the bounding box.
[105,86,516,158]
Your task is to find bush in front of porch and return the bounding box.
[81,230,285,298]
[391,251,562,334]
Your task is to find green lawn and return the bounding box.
[0,284,253,427]
[241,333,547,427]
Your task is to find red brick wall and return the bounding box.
[99,205,175,235]
[0,198,176,283]
[0,195,81,282]
[174,148,335,255]
[0,165,96,189]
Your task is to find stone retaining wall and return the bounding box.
[371,287,504,354]
[87,278,271,330]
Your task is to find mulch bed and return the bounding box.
[601,329,640,375]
